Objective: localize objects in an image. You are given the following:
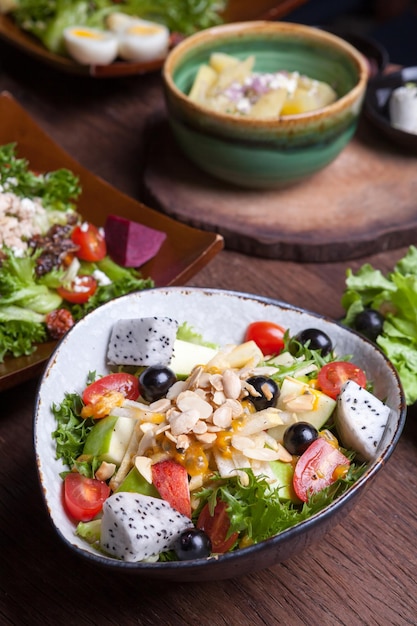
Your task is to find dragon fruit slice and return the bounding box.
[107,316,178,367]
[100,492,192,562]
[335,380,391,462]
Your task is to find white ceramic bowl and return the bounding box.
[34,287,405,580]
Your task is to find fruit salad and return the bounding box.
[52,316,391,563]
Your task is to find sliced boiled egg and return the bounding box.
[63,26,119,66]
[115,18,170,63]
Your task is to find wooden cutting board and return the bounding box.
[141,114,417,262]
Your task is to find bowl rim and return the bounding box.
[162,20,369,129]
[33,286,407,575]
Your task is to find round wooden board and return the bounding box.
[142,114,417,262]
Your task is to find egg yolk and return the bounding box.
[126,25,162,36]
[71,29,106,40]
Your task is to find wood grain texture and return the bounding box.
[142,116,417,262]
[0,40,416,626]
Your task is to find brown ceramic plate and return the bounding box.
[0,91,223,390]
[0,2,304,78]
[0,15,171,77]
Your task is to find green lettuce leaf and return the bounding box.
[341,245,417,404]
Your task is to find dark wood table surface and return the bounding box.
[1,41,416,626]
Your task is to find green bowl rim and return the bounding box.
[162,20,369,129]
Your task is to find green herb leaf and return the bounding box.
[342,245,417,404]
[194,466,366,547]
[51,392,94,469]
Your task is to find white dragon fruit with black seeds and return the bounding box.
[335,380,391,462]
[100,492,193,562]
[107,316,178,366]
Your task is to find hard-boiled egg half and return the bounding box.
[63,26,118,65]
[107,14,170,63]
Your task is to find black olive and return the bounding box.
[294,328,333,356]
[175,528,212,560]
[354,308,384,342]
[139,365,177,402]
[245,376,279,411]
[283,422,319,455]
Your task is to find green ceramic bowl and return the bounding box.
[162,21,368,189]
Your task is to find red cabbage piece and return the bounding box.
[104,214,167,267]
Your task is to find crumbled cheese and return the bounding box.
[221,71,303,115]
[93,269,112,286]
[0,189,48,251]
[73,275,93,292]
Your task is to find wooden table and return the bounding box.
[1,42,416,626]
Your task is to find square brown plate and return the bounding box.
[0,91,223,390]
[0,2,304,78]
[0,15,168,77]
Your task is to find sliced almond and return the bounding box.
[222,369,242,399]
[195,432,217,445]
[193,420,208,434]
[169,409,200,436]
[212,403,232,429]
[135,455,153,483]
[176,390,213,419]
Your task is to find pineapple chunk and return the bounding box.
[281,80,337,115]
[209,55,255,94]
[188,64,218,103]
[250,88,287,119]
[209,52,239,73]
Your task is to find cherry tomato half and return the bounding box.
[293,437,350,502]
[64,473,110,522]
[197,500,238,553]
[318,361,367,400]
[57,275,97,304]
[71,222,106,262]
[244,321,286,356]
[82,372,140,405]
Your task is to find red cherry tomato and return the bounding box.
[82,372,139,405]
[57,275,97,304]
[63,473,110,522]
[71,222,106,262]
[317,361,367,400]
[293,437,351,502]
[197,500,238,553]
[244,321,286,356]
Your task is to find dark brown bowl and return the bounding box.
[364,66,417,151]
[34,287,406,581]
